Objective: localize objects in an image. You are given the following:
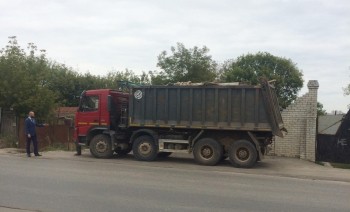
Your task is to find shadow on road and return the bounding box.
[89,152,273,169]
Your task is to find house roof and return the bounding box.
[318,114,344,135]
[336,109,350,136]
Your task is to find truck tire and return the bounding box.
[157,152,172,158]
[193,138,223,166]
[89,134,114,158]
[132,135,158,161]
[228,140,257,168]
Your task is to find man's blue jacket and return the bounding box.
[25,117,43,137]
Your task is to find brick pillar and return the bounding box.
[305,80,319,161]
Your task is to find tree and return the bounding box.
[344,86,350,95]
[148,70,167,85]
[344,82,350,95]
[0,37,152,114]
[220,52,303,108]
[0,36,57,118]
[345,82,350,109]
[45,63,81,107]
[155,43,218,84]
[46,66,151,107]
[105,69,150,87]
[317,102,327,116]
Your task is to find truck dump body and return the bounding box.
[129,80,284,137]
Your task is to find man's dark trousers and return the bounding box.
[26,136,39,155]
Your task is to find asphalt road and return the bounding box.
[0,153,349,212]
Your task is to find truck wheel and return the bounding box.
[158,152,172,158]
[193,138,223,166]
[228,140,257,168]
[89,134,114,158]
[132,135,158,161]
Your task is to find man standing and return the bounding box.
[25,111,47,157]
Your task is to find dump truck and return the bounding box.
[74,79,285,168]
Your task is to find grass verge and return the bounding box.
[0,134,18,148]
[42,143,74,152]
[330,163,350,169]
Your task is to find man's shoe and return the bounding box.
[34,154,42,157]
[27,154,31,157]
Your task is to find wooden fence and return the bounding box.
[0,110,17,137]
[17,118,75,150]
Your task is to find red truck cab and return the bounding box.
[74,89,129,154]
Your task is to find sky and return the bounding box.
[0,0,349,112]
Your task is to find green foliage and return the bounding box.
[344,83,350,95]
[317,102,327,116]
[47,68,151,106]
[0,36,57,118]
[45,64,80,107]
[220,52,304,108]
[0,134,18,148]
[105,69,151,87]
[155,43,217,85]
[0,36,153,112]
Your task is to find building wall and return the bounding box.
[270,80,319,161]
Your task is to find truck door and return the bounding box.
[76,94,101,136]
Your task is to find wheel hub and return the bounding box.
[139,142,152,155]
[236,147,249,161]
[96,140,107,153]
[201,146,213,159]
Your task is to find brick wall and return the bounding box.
[270,80,319,161]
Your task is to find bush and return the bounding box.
[0,134,18,148]
[42,143,69,151]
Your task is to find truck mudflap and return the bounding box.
[247,131,264,161]
[108,130,116,150]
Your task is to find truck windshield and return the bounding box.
[79,95,99,112]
